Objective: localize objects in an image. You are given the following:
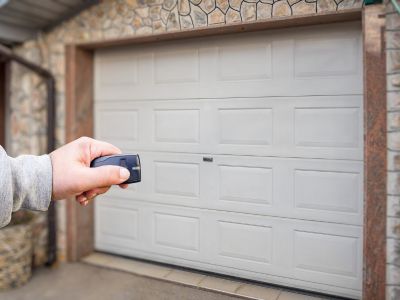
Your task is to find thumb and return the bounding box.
[81,166,130,191]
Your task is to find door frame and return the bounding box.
[65,7,386,299]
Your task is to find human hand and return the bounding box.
[50,137,129,206]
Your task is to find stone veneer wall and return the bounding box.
[8,59,49,267]
[8,0,363,262]
[386,1,400,299]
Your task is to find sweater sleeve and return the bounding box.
[0,146,53,228]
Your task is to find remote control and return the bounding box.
[90,154,141,184]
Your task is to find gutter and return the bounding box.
[0,44,57,266]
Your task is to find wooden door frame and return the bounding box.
[65,7,386,299]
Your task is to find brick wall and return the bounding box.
[386,1,400,299]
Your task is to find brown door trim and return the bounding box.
[65,8,386,299]
[65,46,94,261]
[362,4,387,300]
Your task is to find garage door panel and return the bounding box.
[217,221,273,263]
[291,159,363,219]
[96,200,362,289]
[294,35,359,78]
[294,169,360,213]
[294,107,360,148]
[153,212,200,252]
[145,205,205,260]
[154,161,200,198]
[95,23,362,101]
[95,101,208,153]
[107,152,362,225]
[154,48,200,84]
[218,165,273,205]
[291,223,362,289]
[213,96,362,159]
[218,108,273,145]
[97,50,138,86]
[217,42,272,81]
[211,155,362,225]
[209,213,362,290]
[154,109,200,143]
[95,205,141,250]
[96,200,361,290]
[294,230,358,277]
[96,109,139,142]
[95,96,362,160]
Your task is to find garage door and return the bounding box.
[94,22,363,299]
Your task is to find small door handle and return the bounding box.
[203,156,213,162]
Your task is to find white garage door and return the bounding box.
[94,22,363,299]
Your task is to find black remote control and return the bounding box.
[90,154,141,184]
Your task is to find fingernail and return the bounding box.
[84,201,88,206]
[120,168,130,180]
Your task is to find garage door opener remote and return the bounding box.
[90,154,141,184]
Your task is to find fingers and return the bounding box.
[76,186,111,206]
[76,193,88,206]
[76,180,128,205]
[79,166,130,191]
[76,192,86,201]
[85,186,111,199]
[87,138,122,161]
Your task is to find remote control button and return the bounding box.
[120,158,127,168]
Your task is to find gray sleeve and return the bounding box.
[0,146,53,228]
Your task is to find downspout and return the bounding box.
[390,0,400,14]
[0,44,57,266]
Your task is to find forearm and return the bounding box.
[0,146,52,228]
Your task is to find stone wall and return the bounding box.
[0,222,33,290]
[8,43,49,267]
[8,0,363,262]
[386,1,400,299]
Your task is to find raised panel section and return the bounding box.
[219,165,273,204]
[154,49,199,83]
[98,56,137,86]
[294,170,360,213]
[154,109,199,143]
[294,37,359,77]
[294,230,358,277]
[295,108,359,148]
[218,43,272,80]
[154,213,199,251]
[218,221,272,263]
[219,108,272,145]
[97,110,138,141]
[98,206,138,240]
[154,162,200,197]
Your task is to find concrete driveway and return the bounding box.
[0,263,244,300]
